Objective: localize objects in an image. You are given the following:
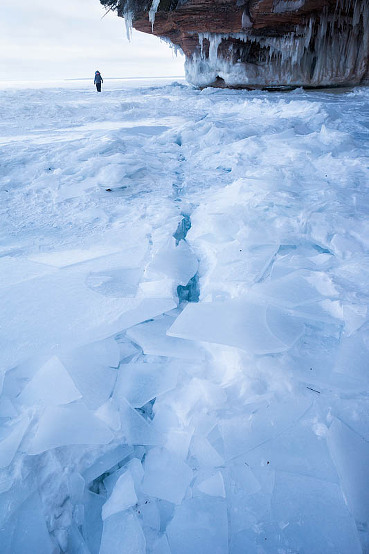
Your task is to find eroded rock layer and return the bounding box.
[101,0,369,87]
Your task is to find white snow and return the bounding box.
[0,78,369,552]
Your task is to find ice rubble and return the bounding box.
[0,81,369,553]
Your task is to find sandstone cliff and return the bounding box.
[101,0,369,88]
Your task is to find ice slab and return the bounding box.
[219,396,311,459]
[0,396,17,418]
[26,403,113,455]
[83,444,133,485]
[116,298,177,330]
[118,398,163,446]
[146,238,198,286]
[197,471,226,497]
[1,263,175,372]
[168,299,304,354]
[152,535,171,554]
[167,497,228,554]
[102,470,138,520]
[141,448,193,504]
[334,330,369,384]
[100,511,146,554]
[16,356,81,407]
[271,472,362,553]
[8,493,56,554]
[244,417,337,482]
[104,458,144,498]
[29,246,124,268]
[86,267,142,298]
[252,269,335,307]
[212,242,279,285]
[0,256,56,288]
[114,360,178,408]
[95,399,122,431]
[0,417,29,468]
[165,428,193,461]
[60,338,119,409]
[127,314,204,360]
[81,491,105,554]
[327,417,369,524]
[0,269,143,372]
[190,436,224,468]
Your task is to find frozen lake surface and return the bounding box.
[0,78,369,553]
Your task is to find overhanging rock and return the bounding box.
[100,0,369,88]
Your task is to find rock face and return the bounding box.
[101,0,369,88]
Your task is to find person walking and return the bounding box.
[94,71,103,92]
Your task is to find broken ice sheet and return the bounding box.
[168,299,304,354]
[114,360,178,408]
[327,417,369,525]
[167,497,228,554]
[219,396,311,460]
[126,314,204,360]
[26,403,114,455]
[243,415,338,482]
[100,511,146,554]
[271,472,361,553]
[3,493,56,554]
[141,447,192,504]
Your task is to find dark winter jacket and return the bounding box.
[94,72,103,84]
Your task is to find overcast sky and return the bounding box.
[1,0,185,81]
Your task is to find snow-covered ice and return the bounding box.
[0,78,369,552]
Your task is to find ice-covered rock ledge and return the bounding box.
[100,0,369,88]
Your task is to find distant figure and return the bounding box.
[94,71,103,92]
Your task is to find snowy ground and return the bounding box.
[1,78,369,553]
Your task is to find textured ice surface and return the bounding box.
[0,81,368,553]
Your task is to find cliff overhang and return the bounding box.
[100,0,369,88]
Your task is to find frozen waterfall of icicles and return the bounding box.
[0,79,369,553]
[186,0,369,88]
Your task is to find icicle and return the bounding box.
[149,0,161,31]
[124,10,133,41]
[241,11,252,29]
[198,34,204,58]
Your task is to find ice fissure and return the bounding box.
[100,0,369,87]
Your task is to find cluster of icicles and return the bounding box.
[188,0,369,87]
[121,0,368,88]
